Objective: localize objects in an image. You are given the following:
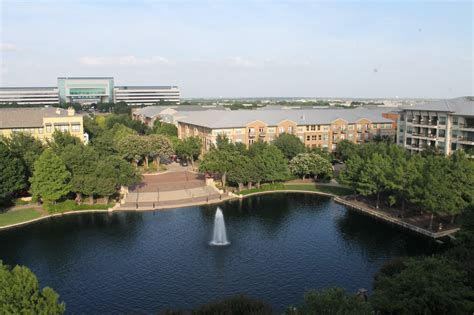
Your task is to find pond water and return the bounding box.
[0,193,432,313]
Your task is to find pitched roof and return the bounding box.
[401,97,474,116]
[135,105,227,118]
[0,107,72,128]
[177,108,394,129]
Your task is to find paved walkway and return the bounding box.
[120,170,224,210]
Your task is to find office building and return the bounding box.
[0,77,180,106]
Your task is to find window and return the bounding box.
[267,128,275,133]
[371,124,377,129]
[438,129,446,138]
[235,129,242,134]
[71,124,80,132]
[311,135,317,140]
[453,117,458,125]
[288,127,293,133]
[258,127,264,133]
[439,117,446,125]
[318,135,322,140]
[323,134,328,141]
[348,125,354,130]
[279,127,284,133]
[249,128,255,133]
[46,124,52,133]
[306,135,310,141]
[317,125,321,131]
[38,128,43,134]
[311,125,315,131]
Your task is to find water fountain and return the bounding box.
[210,207,230,246]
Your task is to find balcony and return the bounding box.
[248,132,256,138]
[259,132,266,137]
[455,136,474,145]
[457,123,474,131]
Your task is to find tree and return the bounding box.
[2,132,44,178]
[289,153,333,180]
[199,148,235,188]
[0,142,26,204]
[253,145,289,185]
[175,137,202,166]
[49,130,82,155]
[148,134,174,167]
[357,153,390,209]
[61,144,99,203]
[94,161,118,204]
[228,154,254,191]
[371,256,474,314]
[0,261,65,314]
[294,287,372,315]
[153,120,178,137]
[273,133,306,160]
[116,135,149,167]
[30,149,71,203]
[110,123,137,143]
[335,139,357,161]
[338,154,364,193]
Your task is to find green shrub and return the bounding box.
[44,200,111,214]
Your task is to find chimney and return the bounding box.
[67,107,75,116]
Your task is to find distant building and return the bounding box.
[132,105,228,127]
[397,97,474,154]
[177,108,396,152]
[0,77,180,106]
[0,107,85,142]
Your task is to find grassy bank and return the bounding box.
[0,209,42,227]
[240,183,353,196]
[44,200,112,213]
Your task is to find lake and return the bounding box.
[0,193,432,313]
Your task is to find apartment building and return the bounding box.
[0,107,85,142]
[177,108,395,152]
[397,97,474,154]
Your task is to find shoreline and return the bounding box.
[0,191,462,239]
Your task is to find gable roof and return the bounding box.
[0,107,72,128]
[401,97,474,116]
[177,108,393,129]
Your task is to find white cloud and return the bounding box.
[0,43,18,51]
[77,55,173,66]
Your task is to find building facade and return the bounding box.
[397,97,474,155]
[0,77,180,106]
[177,108,395,152]
[0,87,59,105]
[0,107,85,142]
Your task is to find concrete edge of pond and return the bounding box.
[334,196,460,239]
[0,209,110,232]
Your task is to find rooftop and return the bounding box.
[0,107,77,128]
[177,107,394,129]
[135,105,227,118]
[401,97,474,116]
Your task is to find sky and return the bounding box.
[0,0,472,98]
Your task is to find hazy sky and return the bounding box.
[0,0,472,98]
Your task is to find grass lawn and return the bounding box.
[44,200,112,213]
[0,208,42,227]
[240,183,353,196]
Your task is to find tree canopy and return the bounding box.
[273,133,306,160]
[0,261,65,314]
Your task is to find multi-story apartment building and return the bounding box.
[0,107,85,142]
[397,97,474,154]
[0,77,180,106]
[177,108,395,152]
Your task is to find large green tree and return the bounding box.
[273,133,306,160]
[175,137,202,166]
[30,149,71,203]
[153,120,178,137]
[199,148,235,188]
[253,145,289,185]
[371,256,474,314]
[295,287,372,315]
[61,144,99,203]
[289,153,333,180]
[2,132,44,178]
[49,130,82,155]
[147,134,174,167]
[0,142,26,204]
[0,261,65,314]
[116,134,150,167]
